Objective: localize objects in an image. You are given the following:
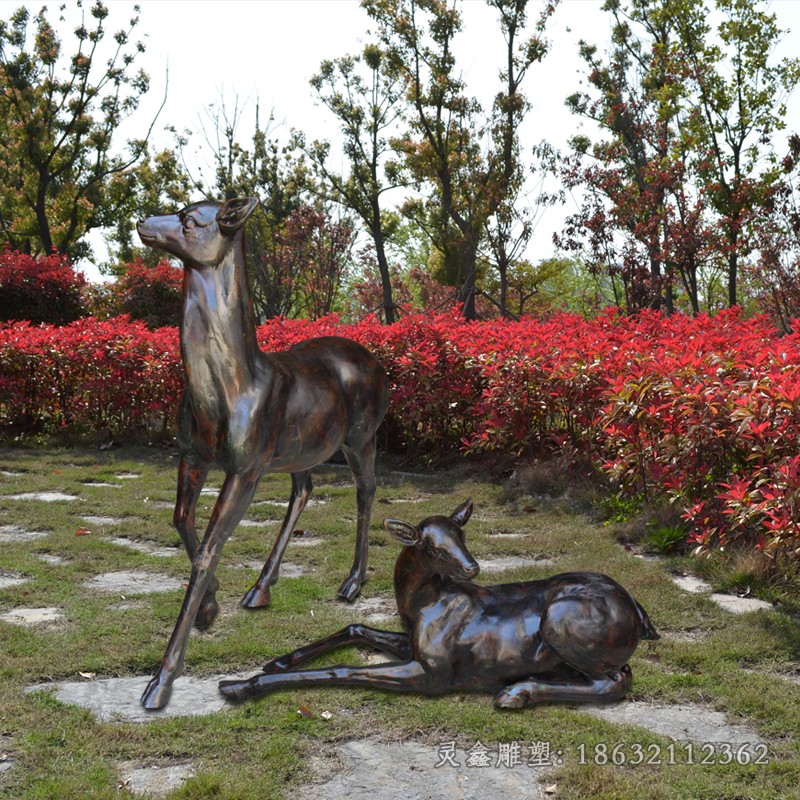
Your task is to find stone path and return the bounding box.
[670,573,774,614]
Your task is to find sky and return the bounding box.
[2,0,800,280]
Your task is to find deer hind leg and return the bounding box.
[263,624,411,674]
[338,438,377,602]
[495,592,639,710]
[219,659,428,703]
[173,455,218,630]
[494,665,632,709]
[241,470,312,609]
[142,470,260,710]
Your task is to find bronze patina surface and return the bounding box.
[136,198,388,709]
[219,500,659,708]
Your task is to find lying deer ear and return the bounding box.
[218,197,259,234]
[450,498,473,527]
[384,518,421,547]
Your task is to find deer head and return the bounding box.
[384,499,479,581]
[137,197,259,269]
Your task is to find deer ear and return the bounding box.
[384,518,421,547]
[450,498,473,527]
[218,197,259,234]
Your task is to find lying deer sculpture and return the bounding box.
[136,198,388,709]
[219,499,659,708]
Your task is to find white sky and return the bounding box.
[2,0,799,279]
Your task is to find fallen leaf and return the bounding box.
[297,705,313,719]
[74,527,91,536]
[523,505,537,513]
[544,784,557,794]
[78,671,96,680]
[320,710,333,720]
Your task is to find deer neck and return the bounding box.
[393,549,447,622]
[180,241,261,412]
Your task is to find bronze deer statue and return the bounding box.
[219,499,659,708]
[136,198,388,709]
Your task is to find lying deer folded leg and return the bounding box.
[218,500,659,708]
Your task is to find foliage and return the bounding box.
[109,258,183,328]
[0,248,86,324]
[3,308,800,563]
[0,1,161,260]
[364,0,556,320]
[559,0,800,314]
[305,44,405,323]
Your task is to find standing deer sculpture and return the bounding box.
[219,499,659,708]
[136,197,388,709]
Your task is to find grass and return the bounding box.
[0,444,798,799]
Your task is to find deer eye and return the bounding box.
[183,216,197,230]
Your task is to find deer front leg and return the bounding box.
[263,624,411,674]
[241,470,312,609]
[494,665,633,709]
[173,454,218,630]
[142,470,260,710]
[219,660,429,703]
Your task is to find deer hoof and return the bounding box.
[218,678,250,702]
[141,674,173,710]
[337,576,362,602]
[241,583,271,609]
[195,597,219,630]
[493,686,530,710]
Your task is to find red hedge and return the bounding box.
[2,308,799,560]
[0,249,86,325]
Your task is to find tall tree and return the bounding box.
[304,44,405,323]
[560,0,800,312]
[677,0,800,307]
[364,0,553,320]
[0,1,163,260]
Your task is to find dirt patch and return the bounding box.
[348,595,399,624]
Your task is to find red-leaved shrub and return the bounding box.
[2,308,799,561]
[0,248,86,325]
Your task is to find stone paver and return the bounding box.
[0,571,28,590]
[81,515,126,526]
[297,738,549,800]
[584,700,764,748]
[117,760,196,797]
[671,573,775,614]
[0,525,49,543]
[1,607,64,626]
[83,571,182,595]
[479,555,555,573]
[26,672,252,723]
[105,538,180,558]
[3,491,77,502]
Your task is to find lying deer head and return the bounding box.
[384,498,479,581]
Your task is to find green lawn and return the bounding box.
[0,445,798,799]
